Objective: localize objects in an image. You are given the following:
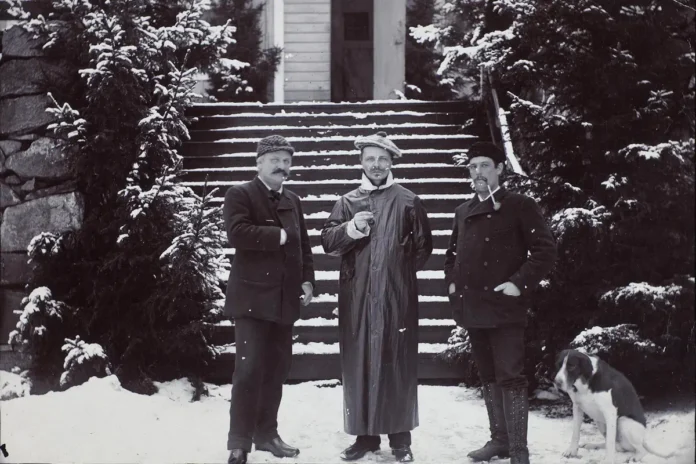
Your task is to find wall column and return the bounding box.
[273,0,285,103]
[372,0,406,100]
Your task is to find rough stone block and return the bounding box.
[0,183,21,209]
[0,94,56,136]
[1,25,46,58]
[5,137,71,179]
[0,191,84,252]
[0,59,71,98]
[24,180,77,201]
[0,140,23,158]
[1,252,30,286]
[0,289,25,345]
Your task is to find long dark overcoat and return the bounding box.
[223,177,315,324]
[321,182,433,435]
[444,187,556,328]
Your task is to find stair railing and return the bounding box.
[480,66,526,176]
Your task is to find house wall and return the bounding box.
[283,0,331,102]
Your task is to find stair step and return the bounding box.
[181,135,476,156]
[182,150,466,169]
[223,249,449,271]
[283,298,453,320]
[191,112,473,129]
[204,346,462,382]
[302,215,453,230]
[207,321,455,345]
[217,272,449,296]
[188,100,473,117]
[190,124,469,142]
[182,164,468,182]
[185,180,471,197]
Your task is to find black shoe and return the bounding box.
[255,436,300,458]
[467,440,510,461]
[391,446,414,462]
[227,449,247,464]
[340,440,380,461]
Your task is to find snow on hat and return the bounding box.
[354,131,402,159]
[257,135,295,158]
[467,142,506,166]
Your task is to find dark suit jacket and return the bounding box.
[223,177,315,324]
[444,187,556,328]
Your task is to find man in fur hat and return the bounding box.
[224,135,315,464]
[321,131,433,463]
[444,142,556,464]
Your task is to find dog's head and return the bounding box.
[554,349,595,393]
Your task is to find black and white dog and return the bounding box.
[554,349,675,463]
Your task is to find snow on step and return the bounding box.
[305,211,454,219]
[184,178,468,186]
[306,229,451,236]
[201,110,458,118]
[210,134,476,143]
[314,270,445,280]
[312,293,448,303]
[195,148,470,158]
[218,342,451,355]
[292,318,455,327]
[184,162,455,171]
[206,122,455,131]
[224,246,449,255]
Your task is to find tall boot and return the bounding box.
[502,387,530,464]
[467,383,510,461]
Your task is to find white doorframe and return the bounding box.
[273,0,285,103]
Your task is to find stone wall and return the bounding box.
[0,25,84,347]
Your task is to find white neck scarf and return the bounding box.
[359,171,395,192]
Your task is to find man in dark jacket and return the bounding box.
[223,135,315,464]
[321,132,433,463]
[444,142,556,464]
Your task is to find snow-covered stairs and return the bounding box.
[181,100,482,383]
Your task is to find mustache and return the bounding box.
[474,176,487,182]
[272,168,290,176]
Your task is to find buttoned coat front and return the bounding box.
[223,177,315,325]
[444,188,556,328]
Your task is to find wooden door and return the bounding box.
[331,0,374,102]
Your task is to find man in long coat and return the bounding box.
[223,135,315,464]
[444,142,556,464]
[321,131,433,463]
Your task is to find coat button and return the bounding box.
[485,237,490,242]
[487,214,492,219]
[464,285,469,290]
[483,261,488,266]
[484,286,489,291]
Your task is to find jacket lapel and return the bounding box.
[464,187,510,220]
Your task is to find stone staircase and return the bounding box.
[180,100,485,383]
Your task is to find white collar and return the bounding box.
[258,176,283,194]
[478,185,500,202]
[359,171,395,191]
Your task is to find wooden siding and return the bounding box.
[284,0,332,102]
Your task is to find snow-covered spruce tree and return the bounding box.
[436,0,695,395]
[404,0,452,100]
[206,0,281,102]
[10,0,234,393]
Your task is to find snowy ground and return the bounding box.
[1,372,694,464]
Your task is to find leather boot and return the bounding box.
[467,383,510,461]
[502,387,530,464]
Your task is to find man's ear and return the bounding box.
[496,162,505,175]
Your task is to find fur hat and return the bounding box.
[354,131,402,159]
[257,135,295,158]
[466,142,506,166]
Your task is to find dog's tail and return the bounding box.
[644,439,675,459]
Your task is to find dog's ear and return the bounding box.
[576,352,594,383]
[555,349,570,370]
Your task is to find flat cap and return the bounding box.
[354,131,402,159]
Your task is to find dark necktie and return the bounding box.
[269,189,281,203]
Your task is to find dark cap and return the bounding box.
[467,142,506,165]
[257,135,295,158]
